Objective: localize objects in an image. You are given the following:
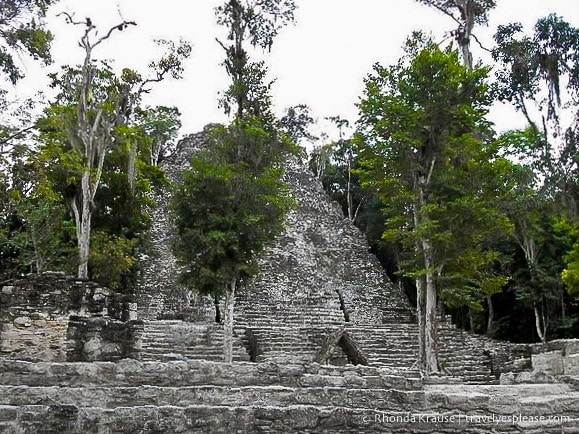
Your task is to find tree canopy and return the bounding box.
[0,0,55,85]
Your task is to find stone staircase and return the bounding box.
[439,325,495,384]
[0,359,577,433]
[342,322,496,383]
[140,320,249,362]
[344,324,419,369]
[232,295,496,382]
[137,305,501,384]
[133,133,507,384]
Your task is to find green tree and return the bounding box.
[134,106,182,166]
[171,0,296,362]
[493,14,579,217]
[171,121,293,362]
[493,16,579,340]
[561,223,579,296]
[37,95,180,290]
[215,0,295,123]
[308,117,368,224]
[47,14,189,280]
[0,140,76,279]
[355,34,504,374]
[0,0,57,227]
[280,104,316,147]
[495,128,577,341]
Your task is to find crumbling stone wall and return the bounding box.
[67,316,143,362]
[1,273,137,362]
[480,337,532,378]
[0,272,98,361]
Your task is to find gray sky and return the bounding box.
[13,0,579,141]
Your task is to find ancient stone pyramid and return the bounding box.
[138,130,409,322]
[136,131,516,379]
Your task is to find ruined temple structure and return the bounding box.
[137,131,528,380]
[1,131,578,432]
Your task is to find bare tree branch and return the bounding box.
[471,32,492,53]
[0,125,35,147]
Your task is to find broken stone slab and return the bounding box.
[500,370,559,385]
[13,317,31,328]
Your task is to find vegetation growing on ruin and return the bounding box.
[0,0,578,368]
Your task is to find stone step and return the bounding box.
[364,353,417,360]
[0,402,576,434]
[0,384,424,411]
[0,360,423,390]
[140,340,228,348]
[423,385,579,415]
[143,320,185,326]
[140,350,250,363]
[237,309,343,315]
[140,321,250,363]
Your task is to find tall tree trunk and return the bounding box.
[468,308,475,333]
[127,139,138,194]
[486,295,495,336]
[561,290,566,319]
[415,175,439,375]
[422,237,439,375]
[30,228,42,274]
[223,277,236,363]
[533,304,547,343]
[77,170,92,279]
[413,200,426,371]
[416,276,426,370]
[456,0,475,70]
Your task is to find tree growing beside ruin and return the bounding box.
[49,14,190,280]
[171,0,296,363]
[493,14,579,341]
[355,34,506,374]
[171,123,293,362]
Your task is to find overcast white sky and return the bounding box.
[13,0,579,141]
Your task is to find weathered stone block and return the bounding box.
[0,405,17,422]
[500,370,556,384]
[83,337,104,361]
[564,353,579,376]
[562,339,579,355]
[0,318,68,361]
[532,350,564,375]
[67,317,143,362]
